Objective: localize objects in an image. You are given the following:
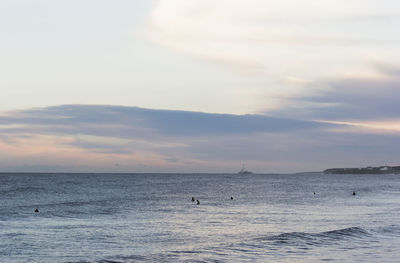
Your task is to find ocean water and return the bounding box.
[1,173,400,263]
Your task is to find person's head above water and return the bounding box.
[34,208,39,213]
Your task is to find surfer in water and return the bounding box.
[197,199,200,205]
[34,208,39,213]
[192,197,195,202]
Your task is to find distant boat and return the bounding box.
[238,164,252,174]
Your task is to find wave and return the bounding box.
[36,197,125,208]
[64,225,400,263]
[372,224,400,236]
[320,226,370,238]
[0,186,46,195]
[255,227,371,246]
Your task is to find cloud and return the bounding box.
[269,63,400,121]
[147,0,400,79]
[0,105,327,172]
[1,105,400,172]
[145,0,400,120]
[0,105,322,138]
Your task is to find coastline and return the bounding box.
[324,165,400,174]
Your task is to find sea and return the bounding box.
[1,172,399,262]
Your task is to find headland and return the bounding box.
[324,165,400,174]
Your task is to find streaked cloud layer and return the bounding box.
[1,105,400,173]
[149,0,400,76]
[148,0,400,117]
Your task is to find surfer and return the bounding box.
[230,196,233,200]
[192,197,195,202]
[353,191,356,196]
[34,208,39,213]
[197,199,200,205]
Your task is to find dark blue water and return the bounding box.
[1,173,399,262]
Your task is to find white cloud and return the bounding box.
[149,0,400,77]
[147,0,400,115]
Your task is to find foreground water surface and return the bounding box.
[1,173,399,262]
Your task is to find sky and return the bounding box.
[1,0,400,173]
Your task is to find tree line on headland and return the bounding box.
[324,166,400,174]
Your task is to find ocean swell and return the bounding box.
[255,227,371,247]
